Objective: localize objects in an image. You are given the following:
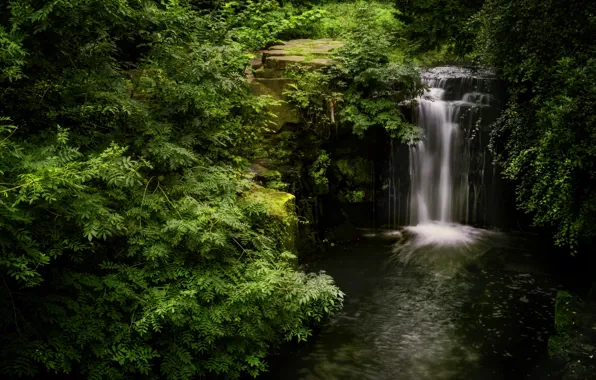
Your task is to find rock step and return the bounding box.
[259,38,344,71]
[263,55,333,71]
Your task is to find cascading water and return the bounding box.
[409,85,459,224]
[388,67,504,227]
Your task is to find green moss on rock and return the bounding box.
[336,157,372,185]
[555,291,580,333]
[245,187,298,255]
[548,290,583,358]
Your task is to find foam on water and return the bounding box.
[392,222,505,272]
[405,223,477,246]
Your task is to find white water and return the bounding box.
[392,222,506,275]
[408,68,497,226]
[399,68,505,266]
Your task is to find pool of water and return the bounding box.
[264,225,565,379]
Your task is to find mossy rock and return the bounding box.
[548,334,573,359]
[249,39,343,132]
[548,290,584,359]
[335,158,373,185]
[246,187,295,218]
[266,39,344,53]
[250,78,300,132]
[257,38,343,78]
[264,55,333,71]
[245,187,298,255]
[555,291,582,333]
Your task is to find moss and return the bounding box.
[548,334,572,358]
[247,187,295,218]
[263,170,288,191]
[554,291,581,333]
[548,290,584,358]
[340,189,366,203]
[245,187,298,255]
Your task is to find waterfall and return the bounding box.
[406,67,502,226]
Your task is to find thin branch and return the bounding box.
[157,182,182,219]
[0,127,17,145]
[140,177,155,229]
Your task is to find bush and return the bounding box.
[0,1,343,378]
[478,0,596,251]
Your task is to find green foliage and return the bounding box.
[0,0,342,378]
[331,19,425,140]
[286,3,424,141]
[396,0,485,56]
[334,158,372,203]
[285,67,341,137]
[341,190,366,203]
[263,170,289,191]
[478,0,596,250]
[309,151,332,193]
[0,26,26,81]
[335,158,371,186]
[309,0,405,40]
[218,1,326,50]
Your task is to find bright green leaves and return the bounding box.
[0,26,26,82]
[284,11,425,141]
[308,1,404,40]
[0,128,144,285]
[309,151,331,191]
[218,1,325,50]
[396,0,485,56]
[332,29,424,140]
[0,0,343,378]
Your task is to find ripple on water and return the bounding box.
[268,228,558,380]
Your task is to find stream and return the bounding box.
[266,226,564,379]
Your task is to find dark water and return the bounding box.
[265,226,564,380]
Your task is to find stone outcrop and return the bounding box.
[247,39,378,254]
[248,38,344,133]
[548,290,596,379]
[245,186,298,257]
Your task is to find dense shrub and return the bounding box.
[0,1,342,378]
[477,0,596,251]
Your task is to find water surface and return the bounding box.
[266,225,561,379]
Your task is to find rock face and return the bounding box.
[249,78,300,132]
[245,187,298,258]
[248,39,378,254]
[260,38,343,72]
[249,39,344,133]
